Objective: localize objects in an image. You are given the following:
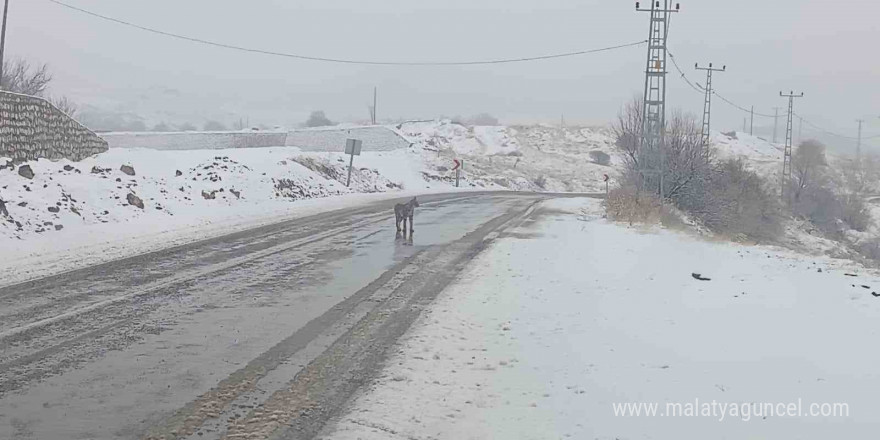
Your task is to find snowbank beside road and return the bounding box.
[0,146,471,287]
[322,197,880,440]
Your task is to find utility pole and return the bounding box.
[797,115,802,145]
[772,107,781,143]
[750,106,754,136]
[779,91,804,203]
[695,62,725,161]
[0,0,9,88]
[856,119,864,160]
[372,87,378,125]
[636,0,680,198]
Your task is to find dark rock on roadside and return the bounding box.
[127,193,145,209]
[18,165,35,180]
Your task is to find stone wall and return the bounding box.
[100,131,288,151]
[0,91,108,162]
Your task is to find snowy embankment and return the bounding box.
[1,121,623,286]
[399,120,622,192]
[320,198,880,439]
[0,146,470,286]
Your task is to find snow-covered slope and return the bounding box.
[322,197,880,440]
[397,120,621,193]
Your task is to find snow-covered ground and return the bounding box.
[321,198,880,439]
[399,120,622,193]
[1,121,624,286]
[0,146,472,287]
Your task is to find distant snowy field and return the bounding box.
[321,197,880,439]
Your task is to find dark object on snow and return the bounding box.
[63,165,74,172]
[120,165,136,176]
[817,268,823,273]
[692,273,712,281]
[202,190,216,200]
[872,292,880,298]
[175,170,183,177]
[0,199,8,217]
[230,189,241,199]
[18,165,35,180]
[48,206,60,213]
[54,224,64,231]
[845,273,858,277]
[862,285,871,290]
[127,193,144,209]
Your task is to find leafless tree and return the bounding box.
[0,57,52,96]
[50,95,78,117]
[305,110,334,127]
[612,96,643,169]
[791,139,827,202]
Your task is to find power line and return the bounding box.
[46,0,646,66]
[670,47,879,142]
[793,113,880,141]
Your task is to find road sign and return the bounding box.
[344,138,363,187]
[603,174,609,182]
[453,159,463,187]
[344,138,363,156]
[452,159,462,171]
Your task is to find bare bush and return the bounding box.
[305,110,334,127]
[704,159,783,240]
[0,58,52,96]
[605,172,664,225]
[611,98,781,241]
[589,150,611,166]
[792,139,827,202]
[50,95,78,117]
[534,175,547,189]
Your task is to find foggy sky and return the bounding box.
[6,0,880,150]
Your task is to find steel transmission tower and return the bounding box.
[695,62,725,161]
[779,91,804,202]
[635,1,680,197]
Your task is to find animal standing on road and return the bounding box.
[395,197,419,235]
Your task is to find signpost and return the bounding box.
[452,159,463,187]
[344,138,363,187]
[603,174,610,198]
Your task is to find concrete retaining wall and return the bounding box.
[100,131,288,151]
[100,125,412,153]
[0,91,108,162]
[285,126,412,152]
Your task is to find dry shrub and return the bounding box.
[605,181,663,225]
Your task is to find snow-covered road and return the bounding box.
[321,198,880,439]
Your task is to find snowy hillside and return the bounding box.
[397,120,621,193]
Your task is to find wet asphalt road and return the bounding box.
[0,191,595,440]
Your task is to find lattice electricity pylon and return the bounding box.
[695,62,725,162]
[780,91,804,203]
[636,1,680,197]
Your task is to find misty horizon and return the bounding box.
[4,0,879,152]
